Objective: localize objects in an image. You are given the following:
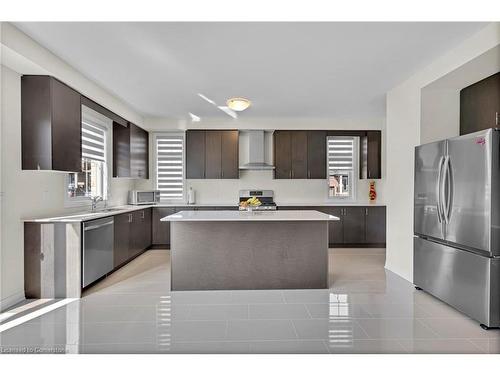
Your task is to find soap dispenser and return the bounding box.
[188,186,196,205]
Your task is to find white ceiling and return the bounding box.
[15,22,487,120]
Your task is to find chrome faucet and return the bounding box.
[91,196,103,212]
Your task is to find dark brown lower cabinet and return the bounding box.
[278,205,385,247]
[343,207,366,244]
[152,207,176,246]
[327,207,344,246]
[113,209,151,268]
[129,210,142,258]
[142,208,152,249]
[130,209,151,258]
[113,212,131,268]
[365,206,386,244]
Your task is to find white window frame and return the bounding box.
[153,131,186,203]
[64,106,112,208]
[327,135,358,202]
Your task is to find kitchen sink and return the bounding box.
[97,208,124,213]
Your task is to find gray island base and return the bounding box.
[161,210,338,291]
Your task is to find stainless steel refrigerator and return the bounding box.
[414,128,500,329]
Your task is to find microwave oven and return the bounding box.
[128,190,161,205]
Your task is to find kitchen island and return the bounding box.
[161,210,338,290]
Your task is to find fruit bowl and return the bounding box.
[240,197,261,212]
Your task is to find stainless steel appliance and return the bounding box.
[414,128,500,329]
[238,130,275,170]
[82,217,114,288]
[128,190,160,205]
[239,189,277,211]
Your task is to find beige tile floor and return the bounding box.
[0,248,499,354]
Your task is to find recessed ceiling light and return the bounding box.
[226,97,251,112]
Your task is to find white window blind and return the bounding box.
[328,138,354,174]
[327,136,357,200]
[156,134,184,200]
[82,120,106,162]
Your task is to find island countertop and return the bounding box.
[161,210,339,222]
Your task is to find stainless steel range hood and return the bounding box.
[239,130,275,170]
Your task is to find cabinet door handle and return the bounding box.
[128,214,132,223]
[308,170,311,179]
[141,211,145,219]
[365,208,368,216]
[289,170,292,179]
[221,170,224,178]
[496,112,499,126]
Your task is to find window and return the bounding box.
[155,133,185,202]
[327,136,358,201]
[66,108,109,204]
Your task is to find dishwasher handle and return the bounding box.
[84,219,114,231]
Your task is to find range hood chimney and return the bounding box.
[239,130,275,170]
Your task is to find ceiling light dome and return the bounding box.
[226,97,251,111]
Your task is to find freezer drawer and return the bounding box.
[414,236,499,327]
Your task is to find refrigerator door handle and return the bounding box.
[436,156,445,223]
[444,156,453,224]
[441,155,450,224]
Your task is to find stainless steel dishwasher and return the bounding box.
[82,216,114,288]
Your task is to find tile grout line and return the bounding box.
[304,304,313,319]
[466,338,488,353]
[290,319,300,339]
[353,318,372,339]
[414,317,441,339]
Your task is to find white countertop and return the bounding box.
[274,202,385,207]
[22,205,152,223]
[161,210,339,222]
[23,201,383,223]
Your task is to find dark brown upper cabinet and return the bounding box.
[274,130,326,179]
[307,131,327,179]
[274,131,292,179]
[205,131,222,178]
[185,130,239,179]
[21,75,82,172]
[130,123,149,179]
[460,72,500,135]
[112,122,149,179]
[291,131,308,179]
[360,131,382,179]
[186,130,206,178]
[221,130,239,179]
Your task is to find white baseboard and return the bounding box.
[0,290,25,312]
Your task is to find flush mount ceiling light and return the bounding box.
[226,97,251,112]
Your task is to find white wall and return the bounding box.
[385,23,500,282]
[421,88,460,144]
[137,116,387,205]
[420,44,500,144]
[0,23,145,310]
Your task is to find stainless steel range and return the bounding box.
[238,190,277,211]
